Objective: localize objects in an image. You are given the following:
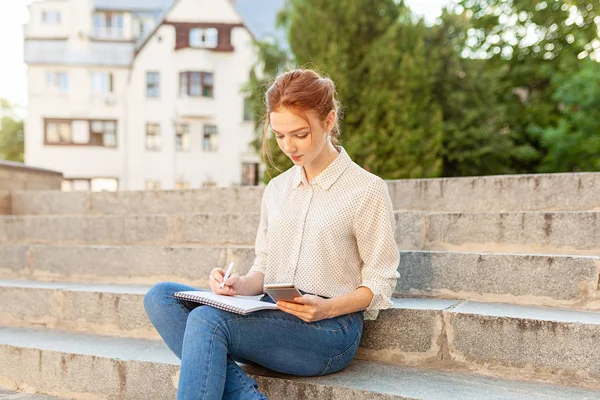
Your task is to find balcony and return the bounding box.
[93,27,126,41]
[174,96,216,119]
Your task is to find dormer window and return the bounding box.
[93,12,124,39]
[189,28,218,48]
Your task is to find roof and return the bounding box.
[93,0,173,11]
[134,0,287,53]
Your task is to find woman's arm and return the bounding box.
[276,286,373,322]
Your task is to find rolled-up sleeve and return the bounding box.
[353,179,400,314]
[249,183,270,275]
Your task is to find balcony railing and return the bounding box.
[93,27,125,40]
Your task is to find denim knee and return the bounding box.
[144,281,180,311]
[186,305,232,332]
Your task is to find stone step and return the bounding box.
[0,387,65,400]
[1,211,599,254]
[2,245,599,310]
[10,172,600,216]
[1,280,600,389]
[1,326,599,399]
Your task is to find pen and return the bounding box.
[220,261,235,289]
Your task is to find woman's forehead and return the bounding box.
[270,109,312,131]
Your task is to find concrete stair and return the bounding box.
[1,210,599,255]
[1,247,599,310]
[8,172,600,215]
[1,279,600,391]
[2,172,600,398]
[2,327,600,400]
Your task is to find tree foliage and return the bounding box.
[0,99,24,163]
[245,0,600,182]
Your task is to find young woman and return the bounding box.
[144,68,400,400]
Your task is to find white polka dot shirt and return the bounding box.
[249,146,400,320]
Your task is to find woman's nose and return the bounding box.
[283,137,296,153]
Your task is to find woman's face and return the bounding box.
[270,108,331,167]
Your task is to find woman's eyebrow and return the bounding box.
[271,127,310,135]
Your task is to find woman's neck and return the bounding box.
[304,143,340,183]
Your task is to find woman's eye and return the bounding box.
[297,134,308,139]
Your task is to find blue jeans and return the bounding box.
[144,281,364,400]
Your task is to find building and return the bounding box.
[24,0,285,191]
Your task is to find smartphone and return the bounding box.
[264,283,303,303]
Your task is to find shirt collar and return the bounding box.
[292,146,351,191]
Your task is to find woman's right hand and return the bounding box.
[209,267,244,296]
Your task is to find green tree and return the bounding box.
[275,0,443,179]
[538,59,600,171]
[352,15,443,178]
[429,9,517,176]
[0,99,25,163]
[458,0,600,173]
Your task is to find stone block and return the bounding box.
[427,211,600,252]
[446,302,600,380]
[396,251,600,305]
[387,172,600,212]
[180,213,259,245]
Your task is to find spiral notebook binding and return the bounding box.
[174,292,245,314]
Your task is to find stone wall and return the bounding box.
[0,161,63,214]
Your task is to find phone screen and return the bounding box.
[264,285,303,303]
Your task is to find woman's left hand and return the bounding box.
[276,295,335,323]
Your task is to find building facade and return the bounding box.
[24,0,283,191]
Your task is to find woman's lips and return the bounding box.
[291,155,302,161]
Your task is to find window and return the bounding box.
[90,121,117,147]
[42,10,61,24]
[243,97,253,121]
[45,119,118,147]
[45,120,72,144]
[93,12,124,39]
[203,125,218,152]
[175,123,190,152]
[175,181,190,190]
[146,72,160,98]
[146,123,161,151]
[91,72,113,94]
[202,178,217,188]
[242,163,260,186]
[145,180,161,190]
[189,28,218,48]
[179,71,214,98]
[62,179,90,191]
[46,71,68,93]
[63,178,119,192]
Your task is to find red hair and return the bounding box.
[262,68,342,170]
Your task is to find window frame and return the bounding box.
[175,123,190,152]
[44,118,118,147]
[203,124,218,152]
[145,122,161,151]
[42,10,61,24]
[91,71,114,94]
[179,71,214,98]
[93,11,125,39]
[189,28,219,49]
[146,71,160,98]
[241,162,260,186]
[46,71,69,93]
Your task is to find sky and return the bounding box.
[0,0,454,112]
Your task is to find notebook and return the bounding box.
[174,291,278,315]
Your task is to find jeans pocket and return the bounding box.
[318,332,362,376]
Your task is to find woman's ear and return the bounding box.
[326,110,336,132]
